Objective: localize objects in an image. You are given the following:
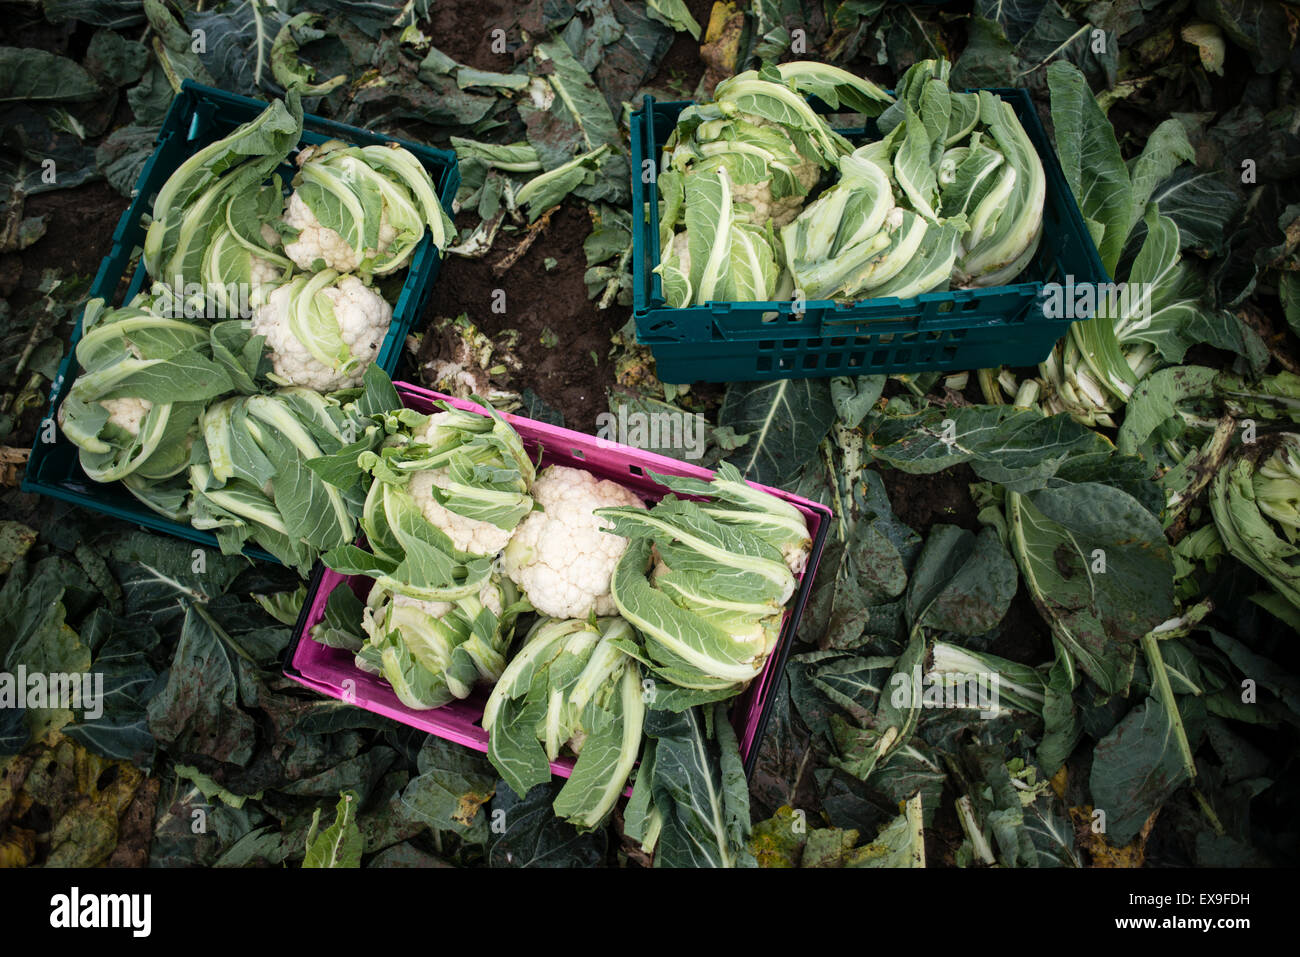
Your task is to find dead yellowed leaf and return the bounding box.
[1069,804,1158,868]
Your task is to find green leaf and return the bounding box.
[515,144,611,221]
[107,532,247,631]
[486,782,608,867]
[525,39,621,157]
[303,790,362,868]
[1090,695,1206,846]
[858,793,927,866]
[1143,166,1244,257]
[720,378,836,487]
[869,405,1116,492]
[643,705,757,868]
[402,744,496,843]
[831,375,886,429]
[1047,60,1130,274]
[646,0,702,38]
[1008,483,1174,695]
[0,47,100,102]
[905,525,1018,636]
[84,29,148,87]
[952,16,1018,87]
[1037,647,1081,774]
[270,12,347,97]
[146,603,257,766]
[1126,120,1195,241]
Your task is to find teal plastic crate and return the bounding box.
[630,91,1108,383]
[22,80,459,557]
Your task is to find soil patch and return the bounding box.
[426,0,533,71]
[878,461,980,530]
[412,203,626,431]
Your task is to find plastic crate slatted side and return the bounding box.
[23,82,457,556]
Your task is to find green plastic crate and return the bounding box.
[22,80,459,558]
[629,90,1108,383]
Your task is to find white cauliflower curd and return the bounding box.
[100,396,153,435]
[405,413,518,557]
[409,467,518,557]
[730,159,820,227]
[251,273,392,392]
[282,191,397,274]
[502,465,647,619]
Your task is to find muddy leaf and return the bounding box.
[0,521,35,575]
[107,775,160,867]
[1009,482,1173,696]
[1090,694,1207,846]
[906,524,1017,636]
[46,797,120,866]
[146,604,257,767]
[800,824,860,867]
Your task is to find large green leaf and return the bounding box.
[869,405,1116,492]
[0,47,100,102]
[720,379,837,487]
[486,782,608,868]
[643,705,757,868]
[1090,695,1206,846]
[146,603,257,766]
[1008,483,1174,695]
[905,524,1017,636]
[402,739,497,843]
[1143,166,1244,257]
[1047,60,1130,274]
[107,532,247,632]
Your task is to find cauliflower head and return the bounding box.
[502,465,647,619]
[363,575,504,629]
[99,396,153,436]
[251,273,392,392]
[409,467,519,558]
[731,160,820,228]
[406,415,516,557]
[282,190,398,274]
[248,254,283,289]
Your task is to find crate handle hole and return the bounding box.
[572,448,585,459]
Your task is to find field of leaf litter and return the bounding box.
[1,0,1298,870]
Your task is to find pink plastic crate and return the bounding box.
[283,382,833,781]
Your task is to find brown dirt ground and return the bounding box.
[651,0,713,95]
[412,203,624,431]
[15,182,128,285]
[427,0,533,71]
